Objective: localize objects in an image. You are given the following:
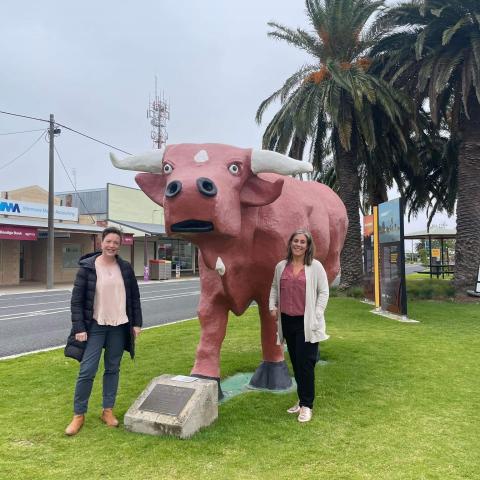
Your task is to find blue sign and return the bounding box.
[0,201,20,213]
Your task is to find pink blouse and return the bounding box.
[280,263,306,316]
[93,259,129,326]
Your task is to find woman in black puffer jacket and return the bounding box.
[64,226,142,436]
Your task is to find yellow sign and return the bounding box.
[431,248,441,259]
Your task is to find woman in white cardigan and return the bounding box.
[269,229,329,422]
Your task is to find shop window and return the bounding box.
[63,244,82,268]
[157,238,193,271]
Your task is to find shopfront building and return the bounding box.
[0,186,103,286]
[58,183,198,278]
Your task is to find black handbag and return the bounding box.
[64,333,86,362]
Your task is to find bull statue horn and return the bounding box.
[110,146,166,173]
[251,150,313,176]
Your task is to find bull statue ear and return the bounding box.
[135,173,167,207]
[240,177,284,207]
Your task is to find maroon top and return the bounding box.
[280,263,306,316]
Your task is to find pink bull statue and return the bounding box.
[111,144,347,397]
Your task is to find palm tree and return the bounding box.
[372,0,480,293]
[256,0,413,288]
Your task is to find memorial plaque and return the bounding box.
[124,374,218,438]
[139,384,195,416]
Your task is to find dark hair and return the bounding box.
[286,229,315,266]
[102,226,123,241]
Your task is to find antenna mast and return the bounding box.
[147,76,170,149]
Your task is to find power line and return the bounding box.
[0,109,132,155]
[0,128,46,136]
[0,130,47,171]
[54,122,132,155]
[54,144,97,224]
[0,110,50,124]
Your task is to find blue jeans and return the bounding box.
[73,321,126,414]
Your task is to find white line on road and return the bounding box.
[0,299,70,310]
[141,291,200,302]
[0,291,200,322]
[0,292,71,302]
[0,316,199,361]
[0,286,199,310]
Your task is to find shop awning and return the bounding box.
[108,219,166,236]
[0,217,104,234]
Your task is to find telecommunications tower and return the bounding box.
[147,77,170,149]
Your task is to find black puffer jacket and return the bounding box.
[64,252,143,362]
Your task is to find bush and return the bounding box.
[330,286,364,299]
[406,277,455,300]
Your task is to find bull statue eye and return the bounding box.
[163,163,173,175]
[228,163,240,175]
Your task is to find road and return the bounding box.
[405,263,425,274]
[0,279,200,359]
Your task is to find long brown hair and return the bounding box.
[286,229,315,265]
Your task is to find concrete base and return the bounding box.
[190,373,224,400]
[124,374,218,439]
[248,360,292,390]
[467,290,480,298]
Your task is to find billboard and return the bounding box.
[363,214,375,302]
[107,183,164,225]
[378,198,407,315]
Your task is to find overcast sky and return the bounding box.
[0,0,454,233]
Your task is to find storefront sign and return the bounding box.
[0,200,78,221]
[0,225,37,241]
[122,234,134,245]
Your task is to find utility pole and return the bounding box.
[46,114,55,289]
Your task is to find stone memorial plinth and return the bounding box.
[124,374,218,439]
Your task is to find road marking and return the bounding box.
[141,291,200,301]
[0,286,199,310]
[0,291,201,322]
[0,290,72,299]
[0,316,199,361]
[0,299,70,310]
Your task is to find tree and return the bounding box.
[372,0,480,292]
[256,0,410,288]
[256,0,414,288]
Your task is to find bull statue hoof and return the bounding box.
[249,361,292,391]
[190,374,224,400]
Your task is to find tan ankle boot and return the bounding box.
[101,408,119,427]
[65,414,85,436]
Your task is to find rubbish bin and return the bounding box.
[149,259,172,280]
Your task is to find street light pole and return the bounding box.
[46,114,55,289]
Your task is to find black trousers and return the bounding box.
[281,313,319,409]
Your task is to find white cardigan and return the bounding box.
[269,259,330,344]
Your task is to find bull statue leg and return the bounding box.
[249,299,292,391]
[190,294,229,399]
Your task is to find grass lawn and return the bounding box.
[1,298,479,479]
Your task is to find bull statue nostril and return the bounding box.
[197,177,218,197]
[165,180,182,198]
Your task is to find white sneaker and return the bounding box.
[298,406,312,422]
[286,402,300,414]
